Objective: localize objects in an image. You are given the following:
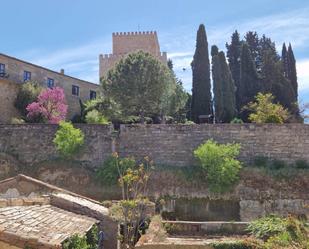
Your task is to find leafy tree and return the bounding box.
[191,24,212,123]
[166,59,189,123]
[211,45,236,123]
[53,121,84,158]
[245,93,289,123]
[85,110,109,124]
[108,153,154,249]
[239,43,261,120]
[194,139,242,193]
[102,51,175,123]
[26,87,67,124]
[14,81,43,118]
[226,30,242,112]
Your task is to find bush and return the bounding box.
[230,118,244,124]
[14,81,43,118]
[194,139,242,193]
[295,159,309,169]
[85,110,109,124]
[253,156,269,168]
[270,159,286,170]
[62,225,98,249]
[96,154,136,185]
[11,117,25,124]
[247,216,309,248]
[247,215,287,241]
[53,121,84,158]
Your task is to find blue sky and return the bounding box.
[1,0,309,106]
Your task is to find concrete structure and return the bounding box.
[0,53,100,123]
[0,174,118,249]
[99,31,167,78]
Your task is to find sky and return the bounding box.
[1,0,309,106]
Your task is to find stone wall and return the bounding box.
[118,124,309,166]
[0,79,21,124]
[0,123,309,167]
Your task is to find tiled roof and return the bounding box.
[0,204,98,249]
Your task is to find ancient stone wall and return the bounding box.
[0,123,309,167]
[118,124,309,166]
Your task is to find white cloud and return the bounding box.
[297,59,309,91]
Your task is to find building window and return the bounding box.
[23,71,31,82]
[0,64,5,76]
[72,85,79,96]
[47,78,54,88]
[90,90,96,100]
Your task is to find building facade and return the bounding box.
[0,53,100,123]
[99,31,167,78]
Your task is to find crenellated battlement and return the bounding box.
[112,31,157,36]
[99,31,167,78]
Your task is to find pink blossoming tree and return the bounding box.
[26,87,68,124]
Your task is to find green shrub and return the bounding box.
[96,154,136,185]
[85,110,110,124]
[11,117,25,124]
[270,159,286,170]
[53,121,84,158]
[247,215,287,241]
[14,81,43,118]
[295,159,309,169]
[247,216,309,248]
[230,118,244,124]
[253,156,269,168]
[194,139,242,193]
[62,225,98,249]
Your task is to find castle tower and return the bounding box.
[99,31,167,79]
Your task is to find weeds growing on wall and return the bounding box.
[53,121,85,159]
[250,156,309,180]
[96,155,136,185]
[247,215,309,249]
[194,139,242,193]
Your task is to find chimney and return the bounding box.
[60,69,65,74]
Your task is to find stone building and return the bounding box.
[99,31,167,78]
[0,174,118,249]
[0,53,100,123]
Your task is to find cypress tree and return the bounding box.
[281,43,288,78]
[211,45,236,123]
[244,31,261,71]
[226,30,242,112]
[239,43,261,120]
[287,43,298,102]
[191,24,212,123]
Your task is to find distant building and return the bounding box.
[0,174,118,249]
[0,53,100,123]
[99,31,167,78]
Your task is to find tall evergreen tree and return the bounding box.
[281,43,289,78]
[191,24,212,123]
[244,31,261,71]
[226,30,242,112]
[239,43,261,120]
[211,45,236,123]
[287,43,298,102]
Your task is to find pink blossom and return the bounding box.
[26,87,68,124]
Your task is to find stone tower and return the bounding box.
[99,31,167,79]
